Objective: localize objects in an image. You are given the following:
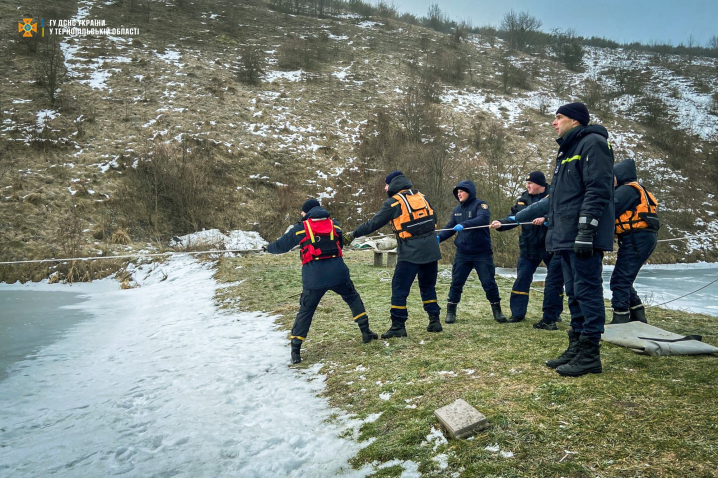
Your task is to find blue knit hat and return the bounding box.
[385,170,403,185]
[556,102,590,126]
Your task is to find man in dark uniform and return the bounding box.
[544,102,614,377]
[343,171,442,338]
[438,180,507,324]
[266,199,377,364]
[609,158,659,324]
[490,171,564,329]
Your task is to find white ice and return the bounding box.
[0,256,374,477]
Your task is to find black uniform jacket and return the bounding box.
[437,180,493,256]
[546,125,615,252]
[496,188,549,260]
[354,174,441,264]
[267,206,350,290]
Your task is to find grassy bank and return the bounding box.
[216,251,718,477]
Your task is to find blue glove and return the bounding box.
[453,224,464,232]
[437,235,441,243]
[508,216,517,223]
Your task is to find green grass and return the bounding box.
[216,251,718,477]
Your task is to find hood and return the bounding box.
[303,206,331,220]
[387,174,413,197]
[614,158,637,186]
[453,180,477,202]
[557,124,609,150]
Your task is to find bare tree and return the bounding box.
[238,44,266,86]
[500,9,542,52]
[34,35,66,104]
[709,35,718,50]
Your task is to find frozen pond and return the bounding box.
[497,262,718,317]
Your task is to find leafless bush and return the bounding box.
[34,35,66,104]
[238,44,266,86]
[500,9,542,52]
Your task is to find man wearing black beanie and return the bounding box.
[544,102,615,377]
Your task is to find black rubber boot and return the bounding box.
[445,302,457,324]
[556,336,603,377]
[546,329,580,368]
[427,314,443,332]
[533,318,558,330]
[609,309,630,325]
[491,302,507,323]
[630,305,647,323]
[381,316,408,339]
[290,338,302,364]
[507,315,524,323]
[356,316,378,343]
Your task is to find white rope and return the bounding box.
[0,248,263,265]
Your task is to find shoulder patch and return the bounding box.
[517,201,526,206]
[481,203,488,209]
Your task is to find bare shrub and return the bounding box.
[34,35,66,104]
[500,9,542,52]
[111,229,131,245]
[238,44,266,86]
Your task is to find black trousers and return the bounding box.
[290,280,366,340]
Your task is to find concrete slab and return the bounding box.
[434,398,489,439]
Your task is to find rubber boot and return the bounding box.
[356,316,378,343]
[545,329,580,368]
[491,302,507,323]
[445,302,457,324]
[381,316,408,339]
[630,305,647,323]
[609,309,630,325]
[427,314,443,332]
[290,338,302,364]
[556,336,603,377]
[533,318,558,330]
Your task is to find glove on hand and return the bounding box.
[261,245,268,252]
[574,215,598,258]
[508,216,517,223]
[342,231,355,245]
[453,224,464,232]
[437,235,441,244]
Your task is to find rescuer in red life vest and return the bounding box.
[265,199,377,364]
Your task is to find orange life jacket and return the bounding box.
[615,182,660,236]
[299,217,342,265]
[390,190,436,240]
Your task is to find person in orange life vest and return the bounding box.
[440,180,507,324]
[265,199,377,364]
[609,158,659,324]
[343,171,442,338]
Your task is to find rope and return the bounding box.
[647,276,718,308]
[657,231,718,243]
[0,248,263,265]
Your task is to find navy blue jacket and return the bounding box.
[515,196,549,223]
[354,174,441,264]
[438,180,493,256]
[495,188,549,260]
[546,125,615,252]
[266,206,350,290]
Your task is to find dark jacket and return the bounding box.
[515,196,549,223]
[495,188,549,260]
[438,180,493,256]
[267,206,350,290]
[546,125,615,252]
[354,174,441,264]
[613,158,642,220]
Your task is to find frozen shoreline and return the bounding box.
[0,257,373,477]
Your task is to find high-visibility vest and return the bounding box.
[615,182,660,236]
[299,217,342,265]
[390,190,436,240]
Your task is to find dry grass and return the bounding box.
[216,250,718,477]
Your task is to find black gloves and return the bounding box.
[574,215,598,258]
[342,230,355,246]
[261,245,268,252]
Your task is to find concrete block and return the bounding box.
[373,251,384,267]
[386,251,397,267]
[434,399,489,439]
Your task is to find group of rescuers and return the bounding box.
[265,102,660,378]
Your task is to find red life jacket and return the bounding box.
[299,217,342,265]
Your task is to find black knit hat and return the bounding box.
[556,102,590,126]
[301,198,320,213]
[525,171,547,187]
[385,170,404,185]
